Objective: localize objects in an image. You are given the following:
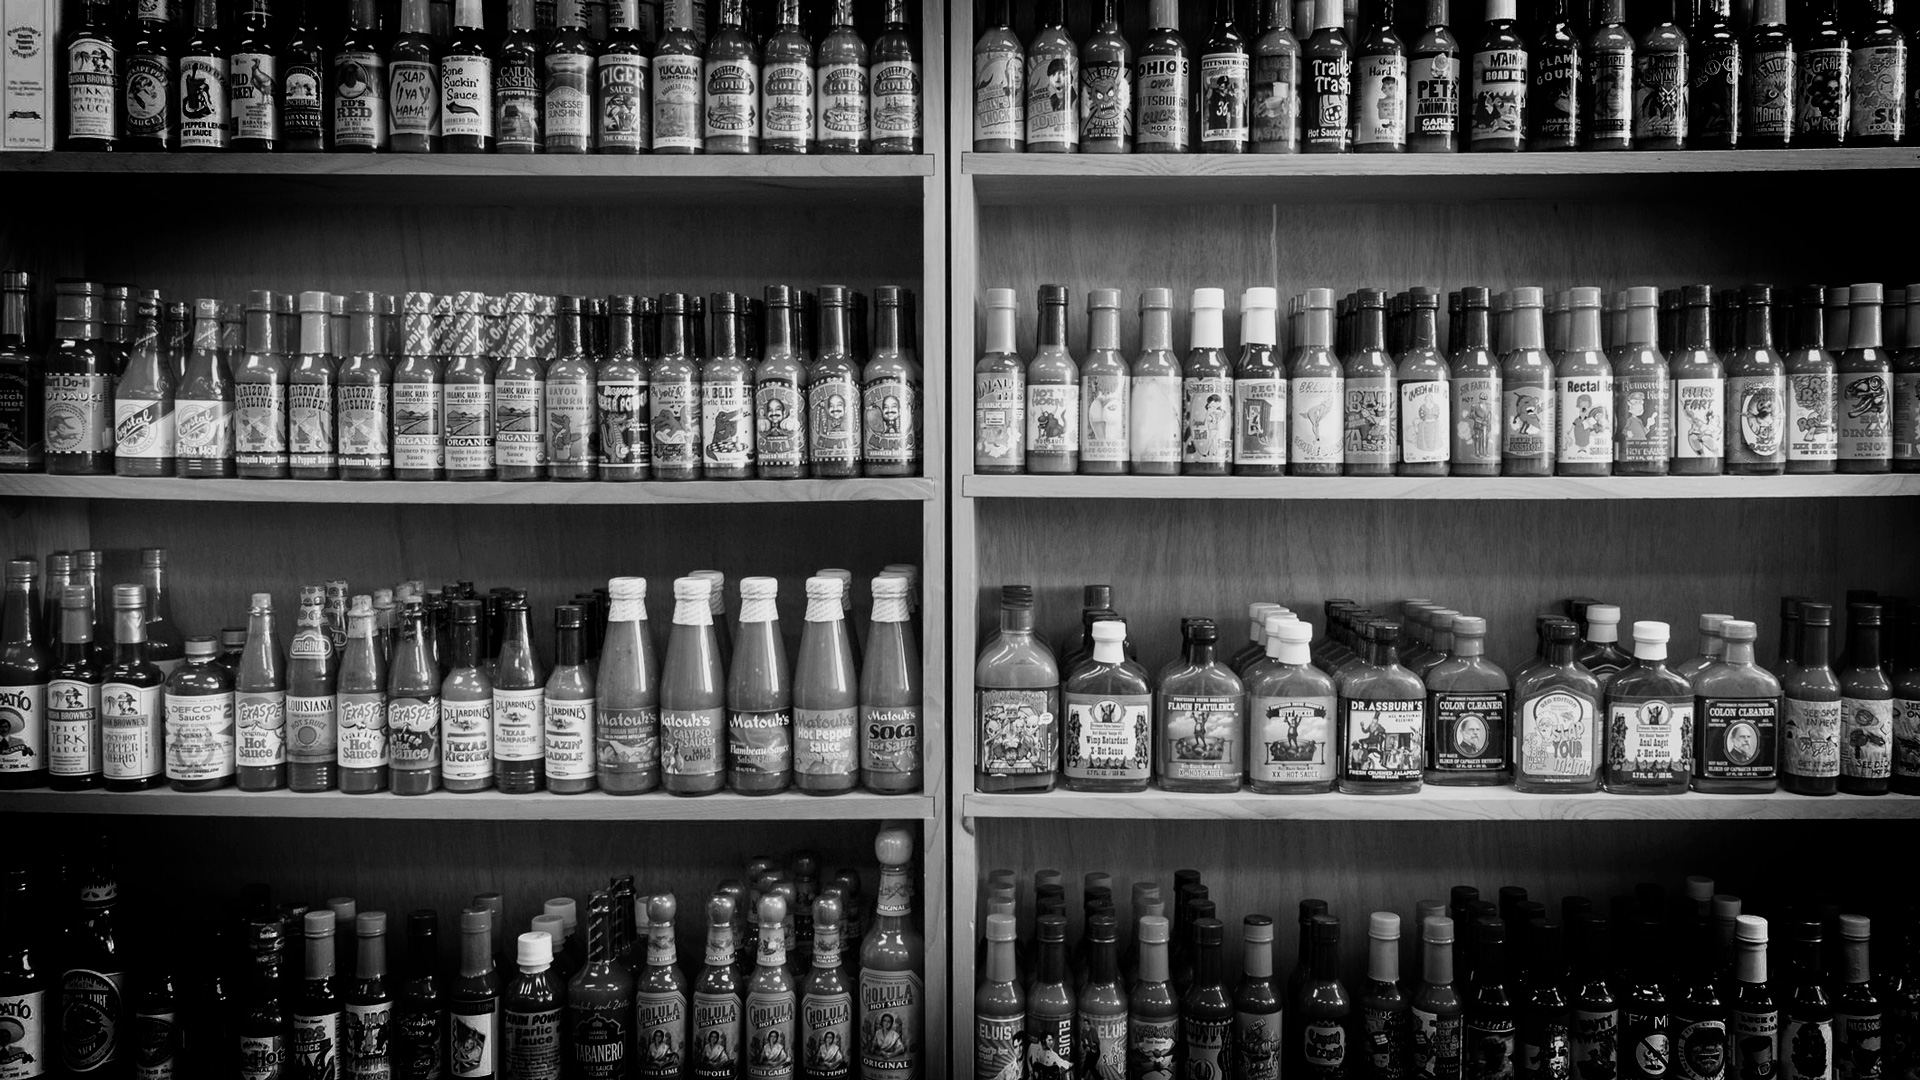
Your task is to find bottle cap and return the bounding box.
[1744,283,1774,306]
[1140,287,1174,311]
[1850,283,1884,305]
[184,635,218,657]
[1698,613,1731,633]
[460,907,491,936]
[1429,610,1458,633]
[1369,912,1400,940]
[1371,620,1401,641]
[1459,286,1489,308]
[1735,914,1767,943]
[1568,287,1602,309]
[1633,621,1671,643]
[357,911,387,937]
[1424,915,1454,944]
[673,576,709,603]
[544,898,577,933]
[1721,620,1757,642]
[874,827,913,867]
[1194,917,1224,945]
[247,289,275,312]
[303,910,336,937]
[60,585,91,610]
[1839,914,1870,940]
[517,930,554,968]
[1683,877,1714,903]
[113,584,146,609]
[531,912,565,947]
[1588,604,1620,625]
[1451,615,1486,636]
[1090,620,1126,643]
[1799,601,1833,627]
[985,288,1017,311]
[1356,288,1387,310]
[1038,284,1069,307]
[1191,288,1225,310]
[1185,619,1218,643]
[1089,288,1121,310]
[1311,914,1340,943]
[1303,287,1335,309]
[740,576,778,602]
[1680,284,1713,308]
[1271,618,1311,644]
[872,575,908,600]
[1038,914,1067,943]
[1474,915,1504,944]
[1712,895,1742,920]
[1242,914,1274,943]
[1510,287,1544,308]
[986,913,1016,941]
[1243,287,1278,310]
[758,893,787,928]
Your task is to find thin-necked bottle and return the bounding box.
[1158,618,1244,793]
[293,911,344,1080]
[1782,601,1842,797]
[1554,287,1614,477]
[445,909,498,1080]
[1839,604,1893,796]
[100,584,165,792]
[649,0,700,153]
[238,915,291,1080]
[1691,619,1781,794]
[1026,0,1078,152]
[1633,0,1688,149]
[868,0,920,154]
[1847,1,1905,147]
[814,0,867,153]
[973,0,1024,151]
[286,585,337,794]
[1831,915,1882,1080]
[386,0,440,150]
[1688,0,1738,148]
[122,0,175,150]
[1604,621,1693,795]
[493,292,547,481]
[538,0,594,153]
[862,572,920,794]
[1670,285,1726,475]
[1414,915,1464,1080]
[43,281,114,476]
[1352,0,1407,152]
[1726,916,1777,1080]
[596,577,658,795]
[1501,287,1555,476]
[0,562,49,791]
[809,286,863,478]
[47,583,102,791]
[695,570,734,674]
[1779,921,1832,1080]
[437,0,491,152]
[1136,0,1191,152]
[1127,913,1180,1077]
[1366,911,1413,1080]
[1613,287,1672,474]
[176,0,229,149]
[1342,288,1396,475]
[1469,0,1527,150]
[1465,917,1516,1080]
[1618,921,1674,1080]
[756,286,808,478]
[1741,0,1793,148]
[1028,913,1075,1072]
[1063,620,1151,793]
[1449,286,1500,474]
[1569,916,1620,1080]
[1899,285,1920,472]
[287,291,337,480]
[1838,284,1893,474]
[233,291,289,479]
[544,605,595,795]
[662,576,726,796]
[595,294,647,479]
[1338,619,1426,795]
[1235,914,1283,1079]
[650,293,700,480]
[490,0,541,153]
[797,893,851,1078]
[336,291,392,481]
[0,273,39,475]
[1298,914,1351,1080]
[977,911,1024,1080]
[545,295,597,480]
[1027,284,1081,475]
[743,894,796,1078]
[337,595,389,795]
[862,285,919,477]
[1247,617,1337,793]
[1082,288,1132,475]
[1179,917,1233,1076]
[1406,0,1460,151]
[693,894,743,1077]
[114,289,175,477]
[1518,920,1572,1080]
[974,287,1025,475]
[1133,288,1184,474]
[1232,287,1286,475]
[1397,287,1450,475]
[503,931,564,1078]
[757,0,810,154]
[391,292,446,481]
[727,578,791,795]
[490,590,544,793]
[174,296,234,477]
[635,894,689,1077]
[1181,287,1234,475]
[792,575,857,795]
[1528,0,1579,150]
[1198,0,1251,152]
[1301,0,1352,152]
[443,596,495,795]
[387,599,440,796]
[701,0,756,154]
[1783,285,1837,473]
[976,586,1059,793]
[225,0,276,150]
[344,912,393,1080]
[1248,2,1301,154]
[331,0,387,150]
[1284,898,1328,1076]
[1671,917,1730,1080]
[1425,615,1509,786]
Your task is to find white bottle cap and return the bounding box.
[517,930,554,969]
[1633,620,1670,642]
[1736,915,1768,943]
[1191,288,1226,311]
[1091,621,1126,643]
[1588,604,1620,624]
[987,288,1017,309]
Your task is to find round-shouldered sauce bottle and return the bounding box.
[1604,621,1693,795]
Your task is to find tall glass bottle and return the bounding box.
[1158,619,1245,793]
[632,893,688,1078]
[1063,620,1151,794]
[861,573,920,795]
[114,289,174,476]
[1397,287,1449,475]
[343,910,393,1080]
[502,931,564,1079]
[1025,0,1078,152]
[490,293,545,479]
[691,893,743,1079]
[1406,0,1459,151]
[1136,0,1191,151]
[1847,0,1906,147]
[647,293,697,479]
[389,0,441,150]
[286,292,337,479]
[1839,604,1893,796]
[542,0,594,153]
[1414,915,1464,1080]
[976,910,1025,1080]
[1178,917,1233,1076]
[389,292,445,481]
[1528,0,1580,150]
[488,591,543,793]
[48,583,103,791]
[331,0,387,149]
[973,288,1024,474]
[387,599,440,796]
[233,292,289,479]
[1783,285,1838,473]
[1501,288,1555,475]
[1741,0,1793,147]
[1634,0,1689,149]
[976,586,1059,793]
[0,562,50,790]
[292,911,344,1080]
[1688,0,1739,148]
[1182,287,1233,475]
[285,586,337,793]
[177,0,229,149]
[1249,0,1301,153]
[755,0,810,154]
[1025,284,1079,475]
[1448,286,1500,474]
[649,0,700,153]
[276,0,325,149]
[1604,621,1693,795]
[447,909,500,1080]
[1232,287,1286,475]
[225,0,278,150]
[661,576,726,796]
[1779,922,1832,1080]
[0,273,39,474]
[121,0,175,149]
[972,0,1024,151]
[1028,913,1075,1073]
[1470,0,1528,150]
[101,584,165,792]
[175,297,234,477]
[238,915,290,1079]
[699,293,752,480]
[1232,914,1281,1079]
[868,0,920,154]
[1723,916,1778,1080]
[335,292,391,480]
[809,286,863,478]
[490,0,541,152]
[1076,0,1132,154]
[1464,917,1517,1080]
[1299,914,1352,1080]
[1246,617,1336,793]
[1838,284,1893,474]
[727,578,790,794]
[1353,0,1407,152]
[1781,601,1842,797]
[1198,0,1251,152]
[1366,911,1413,1080]
[815,0,868,153]
[337,595,389,795]
[862,286,919,477]
[233,591,286,792]
[439,598,494,794]
[1132,288,1183,473]
[1583,0,1633,148]
[43,281,113,476]
[1555,287,1614,477]
[1670,285,1726,475]
[1338,619,1426,795]
[754,286,807,478]
[1613,287,1672,474]
[1302,0,1353,151]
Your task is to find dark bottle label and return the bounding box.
[1781,1018,1831,1080]
[292,1010,343,1079]
[1303,54,1352,147]
[689,992,740,1079]
[495,59,542,149]
[1520,1014,1573,1080]
[1026,1012,1073,1075]
[332,50,387,147]
[1690,44,1739,141]
[1341,697,1425,783]
[1745,49,1794,138]
[1187,1014,1234,1078]
[1697,696,1778,781]
[800,989,852,1079]
[1529,44,1578,142]
[1588,48,1632,140]
[1834,1011,1882,1080]
[1238,1008,1281,1080]
[283,60,325,139]
[1795,49,1848,138]
[1305,1017,1348,1078]
[1429,690,1509,773]
[1622,1010,1672,1080]
[1369,1004,1411,1080]
[1848,46,1904,141]
[1633,51,1688,140]
[1575,1010,1620,1080]
[1466,1018,1516,1080]
[342,1000,393,1079]
[1415,1007,1465,1080]
[1077,1009,1127,1078]
[1129,1014,1179,1079]
[394,1002,445,1079]
[1674,1015,1728,1080]
[124,52,174,142]
[61,969,125,1072]
[634,990,686,1079]
[1730,1009,1777,1080]
[503,1007,561,1079]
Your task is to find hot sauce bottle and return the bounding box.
[1469,0,1527,150]
[1027,284,1081,475]
[1351,0,1407,153]
[595,577,657,795]
[1063,620,1151,794]
[543,2,595,155]
[285,586,337,793]
[1180,288,1233,475]
[977,911,1024,1080]
[1300,914,1351,1080]
[1781,601,1842,797]
[388,0,441,151]
[440,0,494,151]
[285,291,337,480]
[858,829,922,1080]
[1778,921,1833,1080]
[387,598,440,796]
[1568,916,1621,1080]
[1136,0,1191,152]
[1897,285,1920,473]
[1838,284,1893,475]
[43,281,114,477]
[445,909,499,1080]
[1724,916,1778,1080]
[1301,0,1353,152]
[47,583,102,791]
[1025,0,1078,153]
[1501,288,1555,476]
[800,893,853,1080]
[503,930,565,1079]
[974,288,1025,475]
[862,572,921,795]
[1848,1,1906,147]
[792,575,857,795]
[335,292,391,481]
[595,294,648,478]
[868,0,920,154]
[1177,917,1233,1078]
[1029,913,1076,1073]
[1247,617,1336,793]
[331,0,387,150]
[1634,1,1689,149]
[1724,285,1787,474]
[661,576,726,796]
[701,0,757,154]
[862,286,919,478]
[650,293,699,480]
[814,0,868,153]
[1604,621,1693,795]
[635,894,690,1078]
[1668,285,1725,475]
[492,0,543,153]
[1365,912,1412,1080]
[1343,289,1397,475]
[1157,619,1244,793]
[809,286,863,479]
[1688,0,1739,149]
[1132,288,1183,474]
[973,0,1024,151]
[727,577,791,795]
[225,0,278,150]
[1838,604,1893,797]
[122,0,175,150]
[1463,917,1516,1080]
[100,583,165,794]
[1425,615,1508,786]
[445,291,496,480]
[1414,916,1464,1080]
[1612,287,1672,475]
[1737,2,1794,148]
[1529,0,1580,150]
[1338,620,1424,795]
[976,585,1060,794]
[114,289,175,477]
[489,590,544,793]
[1690,619,1780,794]
[233,291,289,479]
[1199,0,1251,153]
[1233,914,1282,1080]
[1520,921,1572,1080]
[442,597,496,794]
[1784,285,1839,473]
[542,605,594,795]
[1448,287,1499,474]
[1397,288,1449,475]
[1554,287,1613,477]
[392,292,446,481]
[1253,0,1301,153]
[176,0,229,150]
[337,595,389,795]
[1406,0,1460,152]
[227,590,288,794]
[1232,287,1286,475]
[548,295,600,480]
[1082,289,1132,475]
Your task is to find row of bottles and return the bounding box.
[972,583,1920,796]
[0,275,924,480]
[972,281,1919,477]
[0,552,924,796]
[973,0,1916,153]
[975,866,1920,1080]
[1,827,924,1079]
[60,0,922,153]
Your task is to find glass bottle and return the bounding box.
[541,295,595,480]
[1352,0,1407,153]
[59,847,128,1075]
[635,893,689,1077]
[1612,287,1672,474]
[1366,911,1414,1080]
[741,894,797,1079]
[493,292,546,480]
[121,0,175,149]
[861,286,919,477]
[698,0,755,154]
[1252,0,1302,153]
[649,0,701,153]
[1424,615,1509,786]
[1020,284,1079,475]
[0,870,46,1077]
[755,0,810,154]
[594,577,657,795]
[331,0,387,149]
[1724,916,1779,1080]
[1182,288,1233,475]
[1025,0,1078,152]
[973,0,1024,150]
[1781,601,1842,797]
[809,286,863,478]
[1554,287,1614,477]
[1580,605,1633,687]
[540,605,594,796]
[869,0,920,153]
[1068,913,1124,1076]
[176,0,229,149]
[1119,288,1178,474]
[343,911,393,1080]
[1230,287,1286,475]
[487,590,543,793]
[0,273,38,474]
[974,288,1025,475]
[387,292,444,482]
[388,0,441,150]
[1299,914,1352,1080]
[1616,921,1673,1080]
[61,0,119,149]
[787,574,855,796]
[446,909,499,1080]
[1136,0,1191,152]
[440,598,493,794]
[1511,617,1603,787]
[1158,618,1245,793]
[1500,288,1554,475]
[48,583,104,791]
[387,599,440,796]
[332,292,390,481]
[977,910,1025,1080]
[647,293,697,479]
[1446,286,1499,474]
[1469,0,1527,150]
[1900,285,1920,473]
[861,572,920,794]
[101,584,165,792]
[1397,287,1450,475]
[1338,619,1426,795]
[233,291,289,479]
[0,563,49,791]
[1063,620,1152,793]
[1738,0,1793,148]
[976,586,1059,793]
[1671,918,1730,1080]
[1231,914,1282,1079]
[1414,915,1464,1080]
[1847,0,1906,147]
[43,281,113,476]
[1838,284,1893,474]
[1778,922,1832,1080]
[337,595,389,795]
[490,0,541,152]
[1176,917,1232,1076]
[1670,285,1726,475]
[692,893,743,1078]
[1078,289,1132,475]
[1464,917,1517,1080]
[1838,604,1893,796]
[537,0,592,153]
[1028,913,1075,1072]
[174,297,235,477]
[1604,621,1693,795]
[502,932,564,1079]
[1247,617,1337,793]
[225,0,278,150]
[1634,0,1689,149]
[1782,285,1837,473]
[1568,916,1621,1080]
[286,292,337,480]
[1528,0,1580,150]
[754,286,807,479]
[1688,0,1739,149]
[274,0,324,150]
[1405,0,1460,152]
[284,586,336,793]
[293,911,345,1080]
[1690,619,1781,794]
[231,591,285,792]
[1581,0,1633,149]
[726,578,790,795]
[1302,0,1353,151]
[113,289,174,476]
[1199,0,1252,152]
[814,0,868,153]
[238,915,291,1080]
[1342,288,1396,475]
[1830,915,1880,1080]
[661,576,726,796]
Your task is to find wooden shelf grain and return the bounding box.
[964,147,1920,204]
[962,788,1920,822]
[0,474,936,504]
[0,787,936,821]
[962,473,1920,500]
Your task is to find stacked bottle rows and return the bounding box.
[4,829,925,1079]
[973,281,1918,477]
[973,583,1920,797]
[975,866,1920,1080]
[0,549,924,797]
[1,274,924,481]
[57,0,922,154]
[973,0,1915,154]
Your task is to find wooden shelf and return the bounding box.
[0,151,934,205]
[964,147,1920,204]
[962,472,1920,500]
[962,788,1920,822]
[0,786,936,821]
[0,474,936,505]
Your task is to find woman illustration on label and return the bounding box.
[1683,396,1721,455]
[810,1030,845,1071]
[654,402,693,459]
[1184,393,1228,457]
[754,1029,791,1067]
[646,1028,680,1070]
[871,1012,905,1057]
[1296,391,1336,458]
[699,1028,731,1067]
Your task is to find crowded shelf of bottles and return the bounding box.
[0,475,937,502]
[0,785,937,818]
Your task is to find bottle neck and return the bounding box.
[1849,303,1883,350]
[1840,937,1870,986]
[1369,934,1400,984]
[1744,304,1774,350]
[1407,307,1438,351]
[1310,933,1340,981]
[1353,307,1386,353]
[1567,307,1602,352]
[1847,623,1881,669]
[1185,636,1217,668]
[1683,305,1713,351]
[1424,936,1454,985]
[985,936,1017,983]
[459,928,490,978]
[1243,937,1273,980]
[1453,632,1484,659]
[1141,307,1174,353]
[1458,306,1490,351]
[1510,307,1544,351]
[1037,302,1069,350]
[1089,307,1121,352]
[1735,939,1766,985]
[307,933,336,982]
[709,307,739,360]
[1193,937,1225,988]
[1,581,35,645]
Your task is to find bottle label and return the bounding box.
[569,995,627,1079]
[101,682,163,782]
[1516,688,1600,783]
[451,1009,496,1077]
[1838,373,1891,462]
[174,395,235,461]
[743,989,795,1078]
[793,705,856,778]
[1131,373,1181,465]
[727,707,791,778]
[496,376,546,467]
[392,381,444,471]
[1159,692,1243,781]
[1236,1008,1280,1079]
[1634,51,1688,139]
[1430,689,1508,773]
[748,374,804,470]
[234,381,287,464]
[1183,376,1232,466]
[1798,47,1852,137]
[1025,51,1077,147]
[1589,48,1632,140]
[1697,696,1778,781]
[537,50,590,141]
[870,59,920,141]
[1675,1017,1729,1080]
[815,61,866,144]
[1354,53,1408,147]
[1080,59,1129,144]
[808,373,861,465]
[164,690,235,781]
[1617,374,1672,464]
[861,704,919,779]
[240,1033,287,1080]
[333,51,387,147]
[1079,1010,1127,1078]
[661,706,724,777]
[1745,49,1794,138]
[1783,697,1842,779]
[48,679,99,778]
[335,381,390,467]
[598,375,648,468]
[1504,383,1556,463]
[1840,697,1893,780]
[1558,375,1615,465]
[389,59,439,137]
[1608,695,1693,785]
[124,52,173,144]
[798,989,851,1078]
[1371,1003,1413,1080]
[1787,373,1838,461]
[61,969,125,1072]
[344,1000,394,1080]
[493,686,544,762]
[0,991,44,1079]
[1836,1011,1881,1080]
[1136,54,1189,149]
[1304,1017,1347,1077]
[388,695,437,770]
[760,58,809,144]
[45,373,114,456]
[1250,694,1334,785]
[1026,1014,1073,1075]
[283,59,324,140]
[1672,378,1725,459]
[1400,379,1449,464]
[857,969,919,1078]
[1688,40,1739,142]
[1727,1008,1777,1080]
[1129,1013,1179,1079]
[1451,375,1500,465]
[977,688,1057,777]
[1781,1019,1832,1080]
[1305,54,1352,146]
[596,53,649,150]
[1200,51,1251,144]
[178,54,230,147]
[543,697,593,781]
[1415,1006,1464,1080]
[691,992,742,1079]
[1071,372,1127,464]
[113,397,174,461]
[229,52,277,141]
[1893,373,1920,462]
[0,683,44,777]
[1470,47,1528,144]
[549,375,597,468]
[504,1007,562,1079]
[495,58,541,149]
[974,371,1024,469]
[1344,376,1397,465]
[392,1003,440,1079]
[1848,45,1905,140]
[1410,53,1459,139]
[292,1012,341,1080]
[1524,44,1576,145]
[1252,51,1299,149]
[976,1012,1023,1080]
[862,374,915,466]
[635,990,687,1078]
[652,53,702,150]
[65,37,117,139]
[441,697,494,783]
[1291,375,1346,464]
[234,689,285,768]
[1027,382,1080,458]
[701,57,756,140]
[974,43,1024,142]
[1234,373,1286,467]
[652,378,698,468]
[1896,698,1920,780]
[1576,1010,1621,1080]
[596,704,658,778]
[1341,697,1425,783]
[288,383,334,467]
[337,692,388,770]
[1063,691,1151,782]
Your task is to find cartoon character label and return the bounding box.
[651,378,697,470]
[1780,1019,1831,1080]
[1839,697,1892,781]
[164,691,234,783]
[1129,1014,1178,1080]
[1558,375,1615,465]
[1306,1018,1349,1079]
[1182,376,1232,466]
[1466,1015,1517,1080]
[1416,1007,1465,1080]
[1838,373,1891,462]
[1895,697,1920,781]
[1431,691,1509,773]
[661,706,724,778]
[1795,49,1848,139]
[1234,374,1286,467]
[1200,51,1250,143]
[1400,379,1448,464]
[1698,697,1778,782]
[1516,689,1601,783]
[807,373,861,466]
[1369,1004,1413,1080]
[1344,377,1397,465]
[700,376,750,472]
[1452,375,1500,466]
[1160,693,1243,781]
[1026,51,1078,146]
[0,684,45,778]
[1616,375,1672,464]
[1673,378,1724,459]
[1783,697,1841,779]
[1787,374,1838,462]
[1130,374,1181,465]
[1250,695,1334,786]
[1342,698,1425,783]
[1633,50,1688,140]
[1239,1008,1281,1080]
[229,51,277,141]
[974,372,1025,469]
[1470,47,1528,143]
[1503,384,1554,462]
[336,692,388,771]
[48,678,99,779]
[975,1014,1022,1080]
[744,987,795,1080]
[178,53,231,147]
[1354,54,1408,146]
[1847,45,1904,140]
[123,50,172,144]
[1134,55,1190,150]
[1252,51,1298,148]
[974,44,1023,142]
[1575,1010,1621,1080]
[1745,49,1793,139]
[862,376,915,467]
[101,682,162,782]
[1063,692,1151,782]
[595,375,645,470]
[1027,383,1080,458]
[1727,376,1785,465]
[977,688,1058,778]
[862,705,920,779]
[1608,696,1693,785]
[1586,48,1632,140]
[1411,53,1460,138]
[1083,373,1130,464]
[1079,1011,1127,1079]
[451,1010,496,1077]
[1305,55,1352,143]
[332,50,387,148]
[0,991,46,1080]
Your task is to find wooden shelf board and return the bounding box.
[0,787,936,821]
[964,147,1920,204]
[962,473,1920,501]
[0,474,937,505]
[961,788,1920,822]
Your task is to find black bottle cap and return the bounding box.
[1475,916,1505,945]
[1300,898,1328,921]
[1038,284,1069,307]
[1311,913,1340,943]
[452,599,481,624]
[1849,602,1882,626]
[764,284,794,307]
[1681,284,1714,307]
[658,292,687,314]
[1356,288,1387,309]
[558,295,584,314]
[1088,914,1118,942]
[1186,619,1218,643]
[1195,917,1225,946]
[555,604,583,629]
[1038,914,1067,943]
[1744,283,1774,306]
